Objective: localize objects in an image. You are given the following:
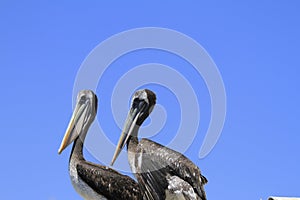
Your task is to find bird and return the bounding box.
[110,89,208,200]
[58,90,142,200]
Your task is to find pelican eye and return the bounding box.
[131,98,139,107]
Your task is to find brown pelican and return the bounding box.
[58,90,141,200]
[111,89,208,200]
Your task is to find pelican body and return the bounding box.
[111,89,208,200]
[58,90,141,200]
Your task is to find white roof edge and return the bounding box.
[268,197,300,200]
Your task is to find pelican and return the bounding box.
[58,90,141,200]
[111,89,208,200]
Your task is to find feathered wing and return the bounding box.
[77,161,141,200]
[134,139,207,200]
[136,152,170,200]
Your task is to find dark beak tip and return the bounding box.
[110,159,116,166]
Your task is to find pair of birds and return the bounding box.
[58,89,207,200]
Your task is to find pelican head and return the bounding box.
[58,90,98,154]
[111,89,156,165]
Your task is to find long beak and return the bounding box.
[58,100,89,154]
[110,103,146,166]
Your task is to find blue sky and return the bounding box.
[1,1,300,200]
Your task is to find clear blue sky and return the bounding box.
[1,1,300,200]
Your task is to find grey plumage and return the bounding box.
[111,89,208,200]
[59,90,142,200]
[131,138,207,200]
[69,133,141,200]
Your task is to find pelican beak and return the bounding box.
[58,99,90,154]
[110,101,146,166]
